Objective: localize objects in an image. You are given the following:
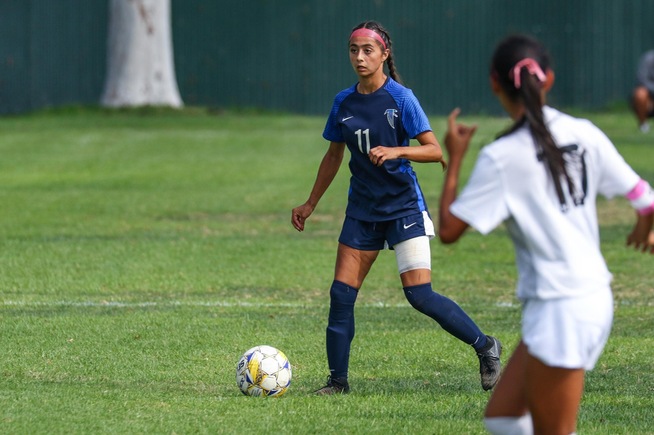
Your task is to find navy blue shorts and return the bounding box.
[338,211,434,251]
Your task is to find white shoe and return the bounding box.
[640,122,650,133]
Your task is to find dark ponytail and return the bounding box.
[491,34,575,211]
[351,21,403,85]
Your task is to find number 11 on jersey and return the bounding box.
[355,129,370,154]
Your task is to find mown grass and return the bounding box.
[0,107,652,434]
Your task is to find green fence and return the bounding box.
[2,0,653,115]
[0,0,107,114]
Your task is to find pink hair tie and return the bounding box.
[511,58,546,89]
[350,28,387,50]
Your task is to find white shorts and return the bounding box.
[522,289,613,370]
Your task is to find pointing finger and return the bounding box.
[448,107,461,131]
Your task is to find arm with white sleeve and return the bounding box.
[588,123,654,253]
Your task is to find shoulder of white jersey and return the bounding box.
[544,106,610,148]
[545,106,598,131]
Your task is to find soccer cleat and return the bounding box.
[477,335,502,391]
[640,122,650,133]
[314,376,350,395]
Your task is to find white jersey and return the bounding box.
[451,106,640,301]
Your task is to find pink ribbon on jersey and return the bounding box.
[626,179,647,200]
[350,28,387,50]
[512,58,546,89]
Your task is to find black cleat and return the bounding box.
[314,376,350,395]
[477,335,502,391]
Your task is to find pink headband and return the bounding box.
[349,28,387,50]
[511,58,546,89]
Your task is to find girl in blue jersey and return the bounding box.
[439,34,654,434]
[291,20,502,395]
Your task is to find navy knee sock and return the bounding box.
[326,280,358,379]
[404,283,488,351]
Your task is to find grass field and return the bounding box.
[1,107,653,434]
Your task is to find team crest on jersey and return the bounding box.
[384,109,398,129]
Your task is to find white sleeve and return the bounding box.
[450,151,510,235]
[591,125,641,198]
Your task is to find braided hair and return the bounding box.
[491,34,575,211]
[351,21,403,85]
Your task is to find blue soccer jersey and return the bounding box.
[323,77,432,221]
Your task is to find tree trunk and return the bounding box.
[101,0,183,108]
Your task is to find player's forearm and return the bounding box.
[439,155,462,215]
[438,154,466,243]
[400,143,443,163]
[400,131,445,163]
[306,148,343,208]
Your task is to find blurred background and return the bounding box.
[1,0,653,116]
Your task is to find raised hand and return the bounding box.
[444,108,477,159]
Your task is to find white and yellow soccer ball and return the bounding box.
[236,345,292,397]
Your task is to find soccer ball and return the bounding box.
[236,345,292,397]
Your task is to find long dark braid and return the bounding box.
[352,21,403,85]
[491,34,574,211]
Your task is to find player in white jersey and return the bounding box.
[438,34,654,435]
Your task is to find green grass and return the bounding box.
[1,107,652,434]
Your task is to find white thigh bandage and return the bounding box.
[394,236,431,274]
[484,414,533,435]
